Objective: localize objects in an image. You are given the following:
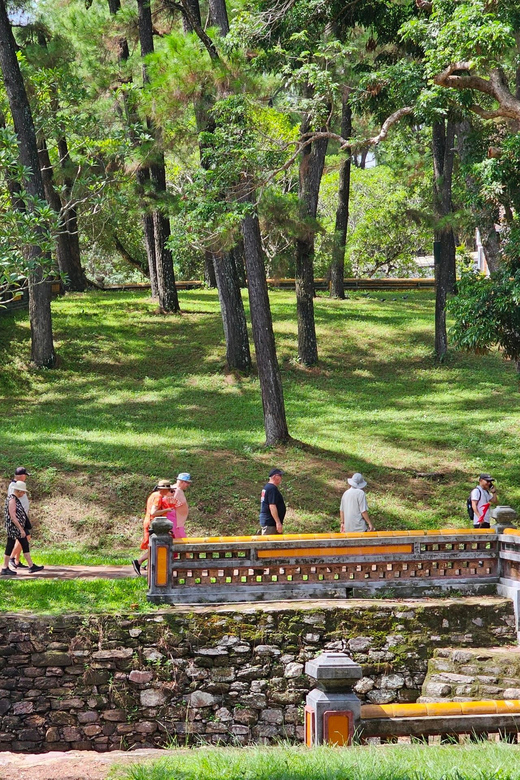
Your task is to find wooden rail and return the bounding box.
[102,277,436,293]
[147,528,498,604]
[0,281,64,315]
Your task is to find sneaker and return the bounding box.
[27,565,44,574]
[1,568,16,576]
[9,559,28,569]
[132,559,141,576]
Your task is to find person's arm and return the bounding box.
[150,501,170,518]
[490,486,498,504]
[268,504,283,534]
[471,498,479,517]
[362,510,374,532]
[340,509,345,533]
[8,498,26,537]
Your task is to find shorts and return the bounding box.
[260,525,281,535]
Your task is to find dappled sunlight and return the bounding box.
[1,288,519,547]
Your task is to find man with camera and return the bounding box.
[471,473,498,529]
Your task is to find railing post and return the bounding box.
[492,505,517,534]
[148,518,173,602]
[304,653,362,747]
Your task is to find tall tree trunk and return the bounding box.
[208,0,229,34]
[432,119,456,360]
[107,0,158,298]
[56,136,89,291]
[183,0,251,371]
[38,135,88,291]
[0,0,55,367]
[242,212,290,445]
[212,252,251,372]
[137,0,180,312]
[330,90,352,299]
[204,251,217,287]
[296,111,328,365]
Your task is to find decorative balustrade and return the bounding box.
[148,528,499,605]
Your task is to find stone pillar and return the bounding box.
[304,652,362,746]
[147,517,173,603]
[492,505,517,534]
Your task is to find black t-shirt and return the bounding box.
[259,482,286,527]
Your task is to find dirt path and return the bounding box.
[10,565,137,580]
[0,748,172,780]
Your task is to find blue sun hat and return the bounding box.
[177,473,192,482]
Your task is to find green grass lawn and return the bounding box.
[1,287,519,563]
[118,743,520,780]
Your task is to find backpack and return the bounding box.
[467,487,481,521]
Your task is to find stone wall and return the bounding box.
[420,646,520,702]
[0,597,515,753]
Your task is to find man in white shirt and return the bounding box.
[340,473,374,533]
[471,473,498,528]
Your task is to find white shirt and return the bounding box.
[471,486,493,525]
[7,480,29,515]
[340,487,369,532]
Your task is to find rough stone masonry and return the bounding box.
[0,597,515,752]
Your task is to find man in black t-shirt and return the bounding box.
[259,468,286,535]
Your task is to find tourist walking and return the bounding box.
[470,473,498,529]
[340,472,374,533]
[132,480,175,576]
[8,466,31,570]
[259,468,286,535]
[2,481,43,575]
[170,473,192,538]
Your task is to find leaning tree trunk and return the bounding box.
[432,119,456,360]
[183,0,251,372]
[107,0,159,298]
[208,0,229,34]
[242,211,290,445]
[330,90,352,299]
[0,0,55,367]
[137,0,180,312]
[296,112,328,365]
[56,135,89,291]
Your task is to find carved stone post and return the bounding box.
[304,652,362,746]
[147,517,173,603]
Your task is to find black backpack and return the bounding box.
[467,487,481,521]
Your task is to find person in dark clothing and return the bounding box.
[2,482,43,575]
[259,468,286,535]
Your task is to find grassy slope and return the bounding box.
[0,288,518,565]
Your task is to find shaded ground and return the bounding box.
[6,565,136,580]
[0,748,172,780]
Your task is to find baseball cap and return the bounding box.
[14,467,31,476]
[480,473,494,482]
[177,473,192,482]
[269,468,284,477]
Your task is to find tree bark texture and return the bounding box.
[107,0,158,296]
[37,136,88,292]
[0,0,55,367]
[208,0,229,35]
[432,119,456,360]
[56,136,88,291]
[184,0,251,371]
[137,0,180,312]
[204,251,217,287]
[296,114,328,365]
[330,93,352,299]
[241,213,290,445]
[212,252,251,372]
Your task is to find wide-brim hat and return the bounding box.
[156,480,172,490]
[11,480,29,492]
[348,472,367,489]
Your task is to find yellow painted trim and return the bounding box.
[257,544,413,559]
[360,700,520,720]
[173,529,494,545]
[156,545,168,587]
